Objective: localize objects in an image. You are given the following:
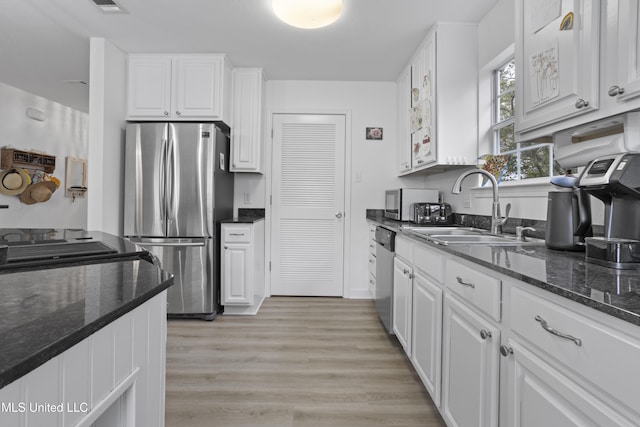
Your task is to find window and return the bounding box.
[492,58,561,181]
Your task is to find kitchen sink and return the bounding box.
[402,226,543,246]
[402,226,483,236]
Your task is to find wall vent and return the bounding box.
[90,0,127,13]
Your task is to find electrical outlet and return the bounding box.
[243,192,251,204]
[355,171,362,182]
[463,193,472,209]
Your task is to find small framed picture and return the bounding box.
[366,127,383,140]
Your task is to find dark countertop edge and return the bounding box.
[0,275,173,389]
[366,216,640,328]
[221,216,265,224]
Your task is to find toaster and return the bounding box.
[414,203,454,225]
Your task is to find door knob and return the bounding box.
[336,212,343,218]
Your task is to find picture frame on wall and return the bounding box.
[366,127,383,140]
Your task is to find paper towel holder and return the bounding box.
[65,157,87,200]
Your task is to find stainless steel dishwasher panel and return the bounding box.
[375,226,396,334]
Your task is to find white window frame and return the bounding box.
[492,57,555,182]
[473,45,554,220]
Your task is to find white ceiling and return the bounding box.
[0,0,498,113]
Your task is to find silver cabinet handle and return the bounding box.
[403,269,410,275]
[176,111,181,116]
[336,212,343,218]
[480,330,492,340]
[500,345,513,357]
[163,111,169,116]
[369,259,375,264]
[369,279,375,284]
[575,98,589,109]
[608,85,625,97]
[456,276,475,288]
[535,315,582,346]
[229,233,246,236]
[232,163,237,168]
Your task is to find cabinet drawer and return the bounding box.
[396,236,413,261]
[368,224,377,242]
[414,243,444,284]
[445,259,501,321]
[510,286,640,412]
[368,252,376,277]
[223,227,251,243]
[368,239,377,256]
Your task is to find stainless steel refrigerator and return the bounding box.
[123,122,233,320]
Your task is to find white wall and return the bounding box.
[235,80,424,298]
[87,38,127,235]
[0,82,88,229]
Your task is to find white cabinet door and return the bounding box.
[231,68,264,173]
[393,256,412,355]
[502,340,633,427]
[609,0,640,104]
[410,34,437,169]
[412,270,442,407]
[127,55,172,118]
[397,65,412,173]
[515,0,600,134]
[127,54,229,121]
[442,294,500,427]
[222,242,252,306]
[172,56,224,119]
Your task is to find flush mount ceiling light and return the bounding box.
[272,0,343,29]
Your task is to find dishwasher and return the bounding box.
[375,226,396,334]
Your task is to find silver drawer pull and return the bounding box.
[229,233,246,236]
[369,259,375,263]
[535,315,582,347]
[456,276,475,288]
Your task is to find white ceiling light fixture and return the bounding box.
[272,0,343,29]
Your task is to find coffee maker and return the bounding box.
[578,153,640,269]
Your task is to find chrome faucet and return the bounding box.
[451,169,510,234]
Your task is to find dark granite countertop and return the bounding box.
[221,216,265,224]
[0,229,173,389]
[366,212,640,327]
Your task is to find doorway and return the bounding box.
[270,113,346,296]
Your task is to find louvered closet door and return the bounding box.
[271,114,346,296]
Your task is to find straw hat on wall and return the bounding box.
[0,169,31,196]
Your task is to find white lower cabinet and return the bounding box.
[411,270,442,407]
[501,283,640,426]
[503,341,630,427]
[221,219,265,315]
[442,293,500,427]
[385,234,640,426]
[393,255,413,355]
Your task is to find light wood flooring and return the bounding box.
[165,297,446,427]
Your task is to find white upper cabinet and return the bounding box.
[397,65,412,174]
[606,0,640,105]
[398,22,479,176]
[515,0,600,136]
[127,54,232,123]
[230,68,265,173]
[516,0,640,141]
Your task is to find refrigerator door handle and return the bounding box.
[159,137,168,226]
[129,238,206,247]
[166,125,177,234]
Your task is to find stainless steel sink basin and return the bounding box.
[403,226,543,246]
[402,226,482,236]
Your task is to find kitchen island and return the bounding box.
[0,229,173,427]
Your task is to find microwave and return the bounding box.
[385,188,440,221]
